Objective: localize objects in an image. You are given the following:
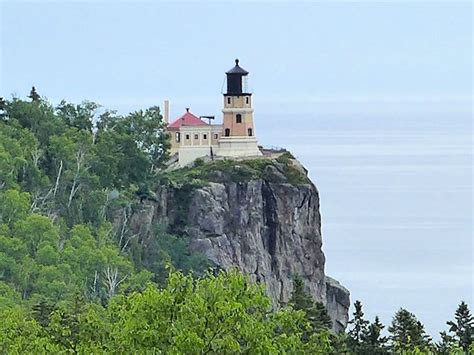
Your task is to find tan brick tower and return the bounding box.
[217,59,262,157]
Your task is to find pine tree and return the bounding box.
[447,301,474,352]
[437,331,459,355]
[32,300,55,327]
[313,302,333,331]
[28,86,40,102]
[388,308,432,353]
[348,300,369,342]
[347,300,370,354]
[361,316,389,354]
[289,275,333,334]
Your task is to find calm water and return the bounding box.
[257,109,472,338]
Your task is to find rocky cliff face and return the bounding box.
[129,157,350,332]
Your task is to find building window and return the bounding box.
[214,133,218,139]
[248,128,253,136]
[194,134,199,140]
[227,97,231,104]
[236,114,242,123]
[246,97,249,104]
[175,132,181,142]
[186,134,190,140]
[225,128,230,137]
[203,134,207,140]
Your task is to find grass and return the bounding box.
[158,153,310,188]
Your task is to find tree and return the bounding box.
[56,100,98,132]
[361,316,389,354]
[446,301,474,352]
[289,275,332,335]
[105,270,333,353]
[348,300,369,344]
[388,308,432,353]
[32,300,55,327]
[0,189,31,226]
[0,270,335,353]
[437,331,462,355]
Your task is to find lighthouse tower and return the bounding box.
[217,59,262,157]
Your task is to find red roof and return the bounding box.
[168,110,208,129]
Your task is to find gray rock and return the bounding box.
[127,160,350,332]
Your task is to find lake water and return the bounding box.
[257,106,472,339]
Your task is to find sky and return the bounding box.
[1,0,472,339]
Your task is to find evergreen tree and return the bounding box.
[361,316,389,354]
[388,308,432,353]
[313,301,333,331]
[347,300,369,354]
[348,300,369,343]
[446,301,474,352]
[437,331,459,355]
[31,300,55,327]
[289,275,332,334]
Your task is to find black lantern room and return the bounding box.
[225,59,250,96]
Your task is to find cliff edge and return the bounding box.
[129,153,350,332]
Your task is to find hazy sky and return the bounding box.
[1,1,471,116]
[1,0,472,338]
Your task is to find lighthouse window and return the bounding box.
[246,97,249,104]
[194,134,199,140]
[175,132,181,142]
[203,134,207,140]
[225,128,230,137]
[186,134,190,140]
[248,128,253,136]
[227,97,231,104]
[214,133,218,139]
[236,114,242,123]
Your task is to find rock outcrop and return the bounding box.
[129,157,350,331]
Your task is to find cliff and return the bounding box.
[128,154,350,332]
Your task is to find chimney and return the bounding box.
[164,100,170,124]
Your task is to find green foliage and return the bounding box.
[289,274,333,340]
[348,300,370,346]
[360,316,389,354]
[0,270,335,353]
[160,154,309,190]
[131,224,210,285]
[0,94,176,308]
[388,308,433,353]
[1,91,470,354]
[443,301,474,353]
[346,301,388,355]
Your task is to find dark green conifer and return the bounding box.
[447,301,474,352]
[437,331,457,354]
[388,308,432,353]
[361,316,389,354]
[348,300,369,343]
[32,300,55,327]
[289,275,333,334]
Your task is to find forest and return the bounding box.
[0,89,472,354]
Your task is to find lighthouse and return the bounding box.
[166,59,262,166]
[217,59,262,157]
